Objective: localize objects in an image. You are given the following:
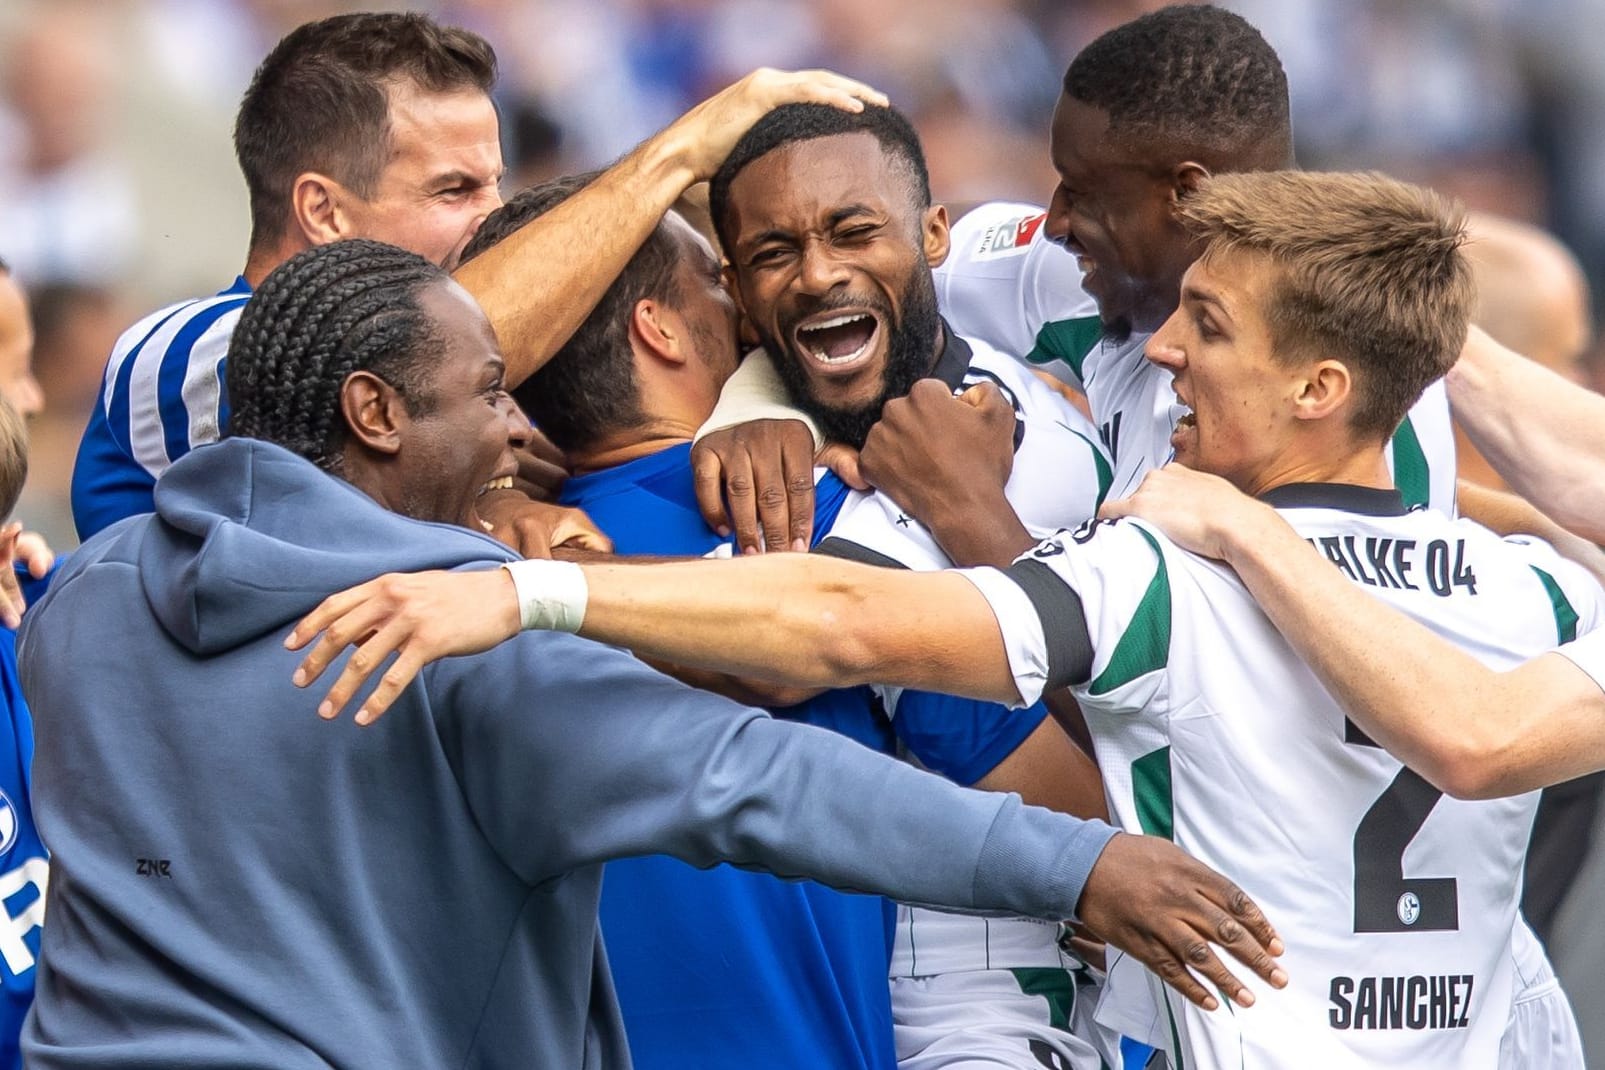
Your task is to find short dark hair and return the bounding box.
[708,103,931,251]
[1178,171,1472,440]
[234,13,497,249]
[460,174,684,453]
[1064,4,1291,167]
[226,239,447,469]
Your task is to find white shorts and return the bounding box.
[1500,971,1584,1069]
[891,967,1108,1070]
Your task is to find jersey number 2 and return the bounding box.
[1347,720,1459,933]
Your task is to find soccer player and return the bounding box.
[464,177,909,1070]
[705,101,1115,1069]
[466,105,1113,1062]
[18,239,1283,1067]
[1101,462,1605,801]
[690,4,1456,558]
[68,10,883,544]
[292,171,1589,1069]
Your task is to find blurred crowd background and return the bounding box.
[3,0,1605,545]
[3,0,1605,1055]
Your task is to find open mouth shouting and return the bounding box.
[793,308,884,374]
[1170,387,1196,452]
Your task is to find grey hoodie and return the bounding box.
[18,438,1116,1069]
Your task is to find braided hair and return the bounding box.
[226,239,445,470]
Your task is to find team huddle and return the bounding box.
[3,4,1603,1070]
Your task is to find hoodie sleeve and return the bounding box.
[426,631,1117,920]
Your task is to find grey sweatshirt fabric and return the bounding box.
[18,438,1117,1069]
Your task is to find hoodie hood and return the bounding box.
[140,437,517,655]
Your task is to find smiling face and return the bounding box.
[1143,248,1309,494]
[723,132,948,447]
[1046,95,1200,342]
[342,83,505,271]
[393,279,528,528]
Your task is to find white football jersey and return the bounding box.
[1555,626,1605,691]
[819,328,1109,978]
[965,486,1602,1068]
[935,201,1460,511]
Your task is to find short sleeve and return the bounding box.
[1555,630,1605,693]
[936,203,1100,390]
[959,519,1171,707]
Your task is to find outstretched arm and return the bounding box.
[456,69,886,386]
[1449,326,1605,543]
[1102,465,1605,799]
[286,554,1024,724]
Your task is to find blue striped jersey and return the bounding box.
[71,278,252,541]
[0,561,59,1070]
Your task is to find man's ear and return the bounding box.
[923,203,951,268]
[1169,161,1212,207]
[339,370,407,456]
[1293,359,1354,423]
[291,172,354,247]
[628,298,689,367]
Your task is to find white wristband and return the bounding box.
[500,559,589,633]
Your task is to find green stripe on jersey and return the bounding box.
[1070,430,1114,506]
[1391,417,1430,508]
[1131,746,1174,841]
[1008,967,1075,1030]
[1027,316,1102,379]
[1088,527,1171,694]
[1532,566,1580,643]
[1163,990,1187,1070]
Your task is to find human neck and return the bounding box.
[567,416,705,475]
[242,234,308,288]
[1238,442,1393,500]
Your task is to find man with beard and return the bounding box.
[704,102,1118,1069]
[461,171,1102,1069]
[692,10,1575,1063]
[290,169,1591,1070]
[16,239,1283,1068]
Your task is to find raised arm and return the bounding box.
[1102,465,1605,799]
[286,554,1025,724]
[456,70,886,387]
[1449,326,1605,542]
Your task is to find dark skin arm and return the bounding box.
[856,381,1034,567]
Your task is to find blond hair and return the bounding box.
[0,393,27,521]
[1176,170,1472,439]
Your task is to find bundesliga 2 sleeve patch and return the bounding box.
[971,212,1046,260]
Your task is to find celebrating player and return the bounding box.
[68,10,884,550]
[462,97,1119,1064]
[291,171,1589,1069]
[17,238,1285,1067]
[691,4,1457,558]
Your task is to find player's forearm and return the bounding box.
[1449,327,1605,542]
[572,555,1022,704]
[921,489,1037,569]
[1215,509,1539,797]
[454,137,692,387]
[1458,480,1605,587]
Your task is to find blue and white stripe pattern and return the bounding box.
[71,278,252,540]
